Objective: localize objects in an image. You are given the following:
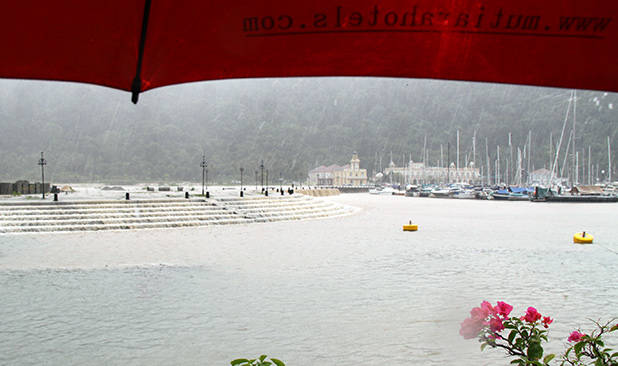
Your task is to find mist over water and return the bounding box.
[1,194,617,365]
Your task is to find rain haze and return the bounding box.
[1,64,618,366]
[1,78,616,183]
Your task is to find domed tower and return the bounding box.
[350,152,360,171]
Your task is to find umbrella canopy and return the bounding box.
[1,1,617,103]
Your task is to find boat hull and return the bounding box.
[545,195,618,203]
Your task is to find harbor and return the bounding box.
[1,193,616,365]
[2,2,617,364]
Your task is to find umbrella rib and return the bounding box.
[131,0,152,104]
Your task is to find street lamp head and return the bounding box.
[38,151,47,166]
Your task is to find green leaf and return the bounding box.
[574,342,585,357]
[271,359,285,366]
[259,355,267,362]
[543,354,556,364]
[611,352,618,358]
[594,358,603,366]
[528,341,544,361]
[231,359,250,366]
[508,330,518,344]
[540,335,548,342]
[610,324,618,332]
[510,359,524,365]
[515,337,525,349]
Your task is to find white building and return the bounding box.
[308,152,368,186]
[384,160,481,184]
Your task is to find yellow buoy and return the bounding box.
[403,220,418,232]
[573,232,593,244]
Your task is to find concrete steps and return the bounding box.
[0,194,352,233]
[218,195,351,222]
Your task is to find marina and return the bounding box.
[1,193,616,365]
[1,2,617,364]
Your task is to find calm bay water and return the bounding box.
[1,194,617,365]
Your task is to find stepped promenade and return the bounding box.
[0,193,354,234]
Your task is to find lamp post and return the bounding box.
[200,154,207,196]
[38,152,47,199]
[279,172,283,195]
[240,167,244,197]
[260,160,264,190]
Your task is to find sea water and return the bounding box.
[1,194,616,365]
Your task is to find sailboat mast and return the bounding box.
[560,130,573,179]
[572,90,577,185]
[549,134,553,170]
[588,146,591,185]
[508,132,512,186]
[573,151,579,184]
[447,142,450,184]
[526,130,532,184]
[550,91,573,185]
[456,130,460,171]
[485,137,490,186]
[496,145,502,184]
[607,136,612,183]
[473,130,476,167]
[516,146,521,186]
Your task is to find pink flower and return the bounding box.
[489,317,505,333]
[460,317,485,339]
[568,331,585,342]
[542,316,553,328]
[495,301,513,318]
[470,307,485,319]
[481,301,496,316]
[523,307,542,323]
[470,301,494,320]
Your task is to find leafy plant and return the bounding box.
[231,355,285,366]
[560,320,618,366]
[460,301,618,366]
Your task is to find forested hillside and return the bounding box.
[0,78,616,183]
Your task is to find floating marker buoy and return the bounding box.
[403,220,418,232]
[573,231,593,244]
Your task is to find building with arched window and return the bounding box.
[384,160,481,184]
[308,152,368,186]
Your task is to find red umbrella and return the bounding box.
[1,0,617,103]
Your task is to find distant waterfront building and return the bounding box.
[308,152,368,186]
[0,180,50,195]
[384,159,481,184]
[308,164,340,186]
